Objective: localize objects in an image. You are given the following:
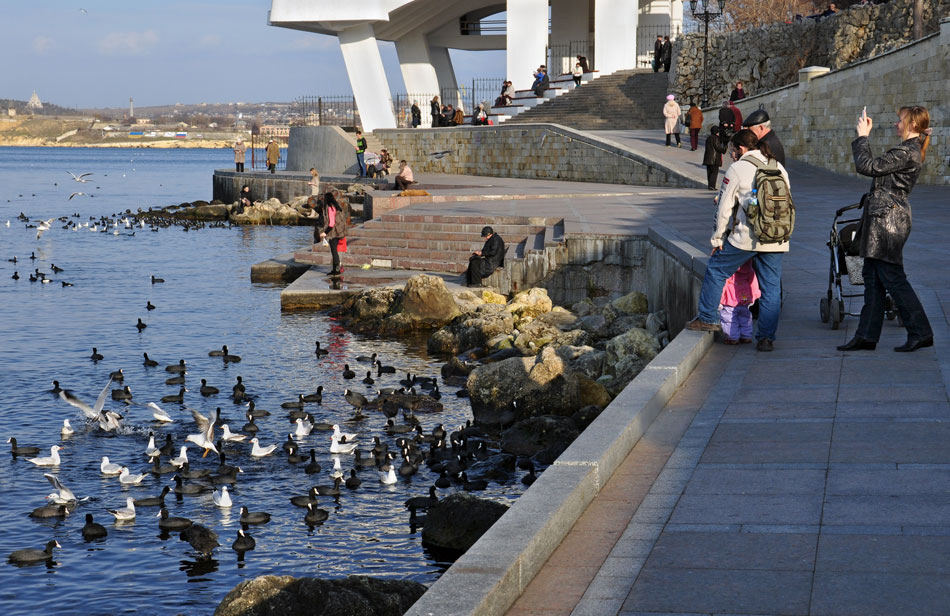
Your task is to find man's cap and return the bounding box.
[743,109,770,127]
[480,226,493,237]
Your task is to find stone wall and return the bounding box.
[212,170,312,203]
[285,125,360,174]
[373,125,704,188]
[671,0,949,106]
[700,19,950,185]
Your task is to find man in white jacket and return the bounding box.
[686,131,791,352]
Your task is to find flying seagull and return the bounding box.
[68,192,87,200]
[35,218,55,240]
[68,172,93,183]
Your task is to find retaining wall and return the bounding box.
[285,125,360,174]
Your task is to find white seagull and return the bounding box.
[100,456,122,475]
[146,402,173,423]
[212,486,232,508]
[118,467,146,485]
[44,473,77,504]
[28,445,63,466]
[68,171,93,183]
[170,445,189,468]
[219,424,246,442]
[108,497,136,521]
[97,410,123,432]
[331,424,357,442]
[329,457,343,479]
[330,435,358,455]
[144,433,161,459]
[185,408,218,456]
[295,417,314,437]
[379,466,397,485]
[61,419,74,437]
[249,437,277,458]
[60,377,112,419]
[35,218,55,240]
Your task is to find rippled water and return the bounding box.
[0,147,522,615]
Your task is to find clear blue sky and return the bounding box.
[6,0,506,109]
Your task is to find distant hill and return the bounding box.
[0,98,80,116]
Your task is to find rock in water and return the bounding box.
[501,416,580,457]
[421,492,508,553]
[214,575,427,616]
[610,290,648,315]
[398,274,460,326]
[506,287,553,319]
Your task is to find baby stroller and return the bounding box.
[820,202,897,329]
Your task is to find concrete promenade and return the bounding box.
[498,136,950,615]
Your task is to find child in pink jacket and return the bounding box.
[719,260,760,344]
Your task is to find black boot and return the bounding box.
[836,336,877,351]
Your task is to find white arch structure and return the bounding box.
[268,0,683,132]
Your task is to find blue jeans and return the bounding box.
[696,241,784,341]
[356,152,365,177]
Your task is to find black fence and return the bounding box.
[637,24,684,68]
[249,134,288,171]
[395,79,502,127]
[292,96,360,130]
[546,40,594,77]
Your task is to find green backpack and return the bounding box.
[745,157,795,244]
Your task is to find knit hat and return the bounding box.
[666,95,675,101]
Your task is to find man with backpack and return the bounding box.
[743,109,786,167]
[686,128,794,352]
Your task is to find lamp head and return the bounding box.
[718,0,726,12]
[690,0,698,13]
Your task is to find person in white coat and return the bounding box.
[663,95,682,147]
[686,129,792,352]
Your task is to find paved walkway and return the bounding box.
[496,136,950,615]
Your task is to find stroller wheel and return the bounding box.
[831,299,843,330]
[820,297,830,323]
[885,294,897,320]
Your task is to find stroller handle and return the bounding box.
[835,203,863,217]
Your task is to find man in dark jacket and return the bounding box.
[466,226,505,286]
[653,36,663,72]
[702,126,729,190]
[661,36,673,72]
[533,69,550,97]
[743,109,786,168]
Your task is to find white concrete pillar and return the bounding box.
[506,0,549,91]
[671,0,684,34]
[394,33,441,96]
[595,0,638,75]
[551,0,591,76]
[430,46,462,110]
[338,23,396,132]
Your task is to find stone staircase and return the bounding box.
[503,69,670,131]
[295,214,564,278]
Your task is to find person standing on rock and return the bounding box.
[265,139,280,174]
[466,226,505,287]
[314,192,347,277]
[663,95,682,148]
[653,35,664,72]
[686,101,704,151]
[661,36,673,72]
[743,109,786,168]
[233,140,246,172]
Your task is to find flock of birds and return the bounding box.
[7,334,537,566]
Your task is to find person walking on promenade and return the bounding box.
[661,36,673,72]
[313,192,347,277]
[653,35,664,72]
[718,99,737,138]
[355,130,368,177]
[728,99,743,130]
[393,160,415,190]
[233,140,246,172]
[703,125,728,190]
[686,101,704,151]
[837,105,934,353]
[730,81,746,101]
[430,97,441,127]
[411,101,421,128]
[686,129,792,352]
[719,260,760,344]
[265,139,280,174]
[466,226,505,287]
[663,95,682,148]
[743,109,785,168]
[308,168,320,196]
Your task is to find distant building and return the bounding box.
[260,125,290,139]
[7,108,15,117]
[136,117,152,125]
[28,90,43,112]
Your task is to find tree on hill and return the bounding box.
[707,0,820,31]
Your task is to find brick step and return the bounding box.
[377,213,555,225]
[364,222,548,236]
[352,228,537,244]
[296,251,470,274]
[343,235,534,253]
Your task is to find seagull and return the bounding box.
[330,435,358,455]
[249,437,277,458]
[379,465,398,485]
[27,445,63,466]
[146,402,173,423]
[100,456,122,476]
[329,457,343,479]
[212,486,232,508]
[170,445,189,468]
[428,150,453,160]
[44,473,77,504]
[61,419,74,437]
[295,417,314,437]
[68,172,93,183]
[118,467,146,485]
[68,192,87,200]
[97,410,123,432]
[35,218,54,240]
[60,377,112,419]
[108,497,136,521]
[144,433,161,458]
[219,424,246,442]
[186,408,218,456]
[331,424,357,442]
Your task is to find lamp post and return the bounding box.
[689,0,726,109]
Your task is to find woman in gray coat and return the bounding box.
[838,105,933,353]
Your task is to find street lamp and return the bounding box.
[689,0,726,109]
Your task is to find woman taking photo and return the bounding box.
[837,106,933,353]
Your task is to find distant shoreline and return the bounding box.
[0,138,237,149]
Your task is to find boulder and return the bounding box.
[427,304,514,355]
[605,327,660,374]
[453,289,485,315]
[501,415,580,457]
[231,199,300,225]
[555,328,591,348]
[465,453,517,480]
[576,373,612,408]
[350,287,399,321]
[571,298,594,318]
[571,404,605,431]
[506,287,553,319]
[214,575,426,616]
[192,203,230,221]
[645,310,668,336]
[397,274,460,327]
[603,314,648,339]
[513,318,560,354]
[579,314,606,334]
[537,307,580,331]
[555,345,604,380]
[421,492,509,553]
[481,289,507,305]
[441,356,475,378]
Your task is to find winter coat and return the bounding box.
[686,106,704,129]
[852,136,923,265]
[703,132,728,166]
[760,130,786,168]
[712,149,791,253]
[265,141,280,165]
[663,101,681,134]
[317,199,348,241]
[431,100,441,126]
[233,143,246,163]
[661,40,672,62]
[729,87,746,101]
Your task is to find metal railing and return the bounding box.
[292,95,360,130]
[546,40,594,77]
[636,24,684,69]
[249,134,288,171]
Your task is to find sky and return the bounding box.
[5,1,507,109]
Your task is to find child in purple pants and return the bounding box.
[719,260,761,344]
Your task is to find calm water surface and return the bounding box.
[0,147,522,615]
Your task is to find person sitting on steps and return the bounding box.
[393,160,415,191]
[466,226,505,287]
